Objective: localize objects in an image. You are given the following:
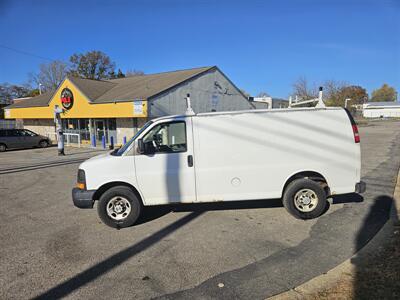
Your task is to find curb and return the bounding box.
[268,171,400,300]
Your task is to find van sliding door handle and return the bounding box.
[187,155,193,167]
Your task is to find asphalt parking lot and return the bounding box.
[1,120,399,300]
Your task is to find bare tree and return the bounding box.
[30,60,68,92]
[125,69,145,77]
[256,91,270,97]
[292,76,318,100]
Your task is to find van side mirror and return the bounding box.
[137,139,145,154]
[137,139,156,155]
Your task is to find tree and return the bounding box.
[125,69,145,77]
[370,84,397,102]
[323,79,348,106]
[117,69,125,78]
[69,50,116,80]
[292,76,318,100]
[338,85,368,106]
[256,91,270,98]
[30,60,68,92]
[0,83,32,103]
[26,89,40,97]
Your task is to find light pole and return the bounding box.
[345,98,351,109]
[39,83,43,95]
[54,105,65,156]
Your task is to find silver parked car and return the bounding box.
[0,129,51,152]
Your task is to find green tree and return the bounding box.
[370,84,397,102]
[26,89,40,97]
[325,85,368,107]
[69,50,116,80]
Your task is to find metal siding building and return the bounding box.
[362,102,400,118]
[149,68,253,117]
[249,97,289,109]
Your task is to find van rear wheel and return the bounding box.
[97,186,142,228]
[0,143,6,152]
[283,178,327,219]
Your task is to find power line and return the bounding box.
[0,44,56,62]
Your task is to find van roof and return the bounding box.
[151,107,343,122]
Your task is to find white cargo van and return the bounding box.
[72,108,365,228]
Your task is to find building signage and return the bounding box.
[133,100,143,114]
[61,88,74,110]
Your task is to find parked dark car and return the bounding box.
[0,129,51,152]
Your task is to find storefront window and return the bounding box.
[108,118,116,130]
[62,118,90,142]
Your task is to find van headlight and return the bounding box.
[77,169,86,190]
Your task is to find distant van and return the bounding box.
[0,129,51,152]
[72,108,365,228]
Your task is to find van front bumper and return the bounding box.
[72,188,95,208]
[355,181,366,194]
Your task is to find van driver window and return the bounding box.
[143,121,187,153]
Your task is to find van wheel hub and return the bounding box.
[106,196,131,220]
[294,189,318,212]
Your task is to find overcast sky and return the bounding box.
[0,0,399,98]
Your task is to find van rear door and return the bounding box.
[134,118,197,205]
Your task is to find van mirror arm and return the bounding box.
[137,139,145,154]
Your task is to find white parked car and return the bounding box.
[72,108,365,228]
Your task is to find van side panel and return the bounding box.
[192,109,359,202]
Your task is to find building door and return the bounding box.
[134,119,196,205]
[95,120,106,143]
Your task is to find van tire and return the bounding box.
[0,143,6,152]
[282,178,327,219]
[97,186,142,228]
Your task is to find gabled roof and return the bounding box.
[97,66,214,103]
[7,91,55,108]
[6,66,215,109]
[68,76,117,101]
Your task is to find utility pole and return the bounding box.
[54,105,65,156]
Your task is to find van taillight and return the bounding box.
[344,108,360,144]
[352,125,360,143]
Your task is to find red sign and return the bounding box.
[60,88,74,110]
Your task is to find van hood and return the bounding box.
[79,152,113,169]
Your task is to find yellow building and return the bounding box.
[4,66,254,146]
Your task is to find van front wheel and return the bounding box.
[283,179,327,219]
[97,186,142,228]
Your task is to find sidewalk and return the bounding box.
[269,172,400,300]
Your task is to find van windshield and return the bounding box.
[112,121,153,156]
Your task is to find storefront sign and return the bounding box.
[133,100,143,114]
[61,88,74,110]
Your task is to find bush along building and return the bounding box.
[4,66,253,146]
